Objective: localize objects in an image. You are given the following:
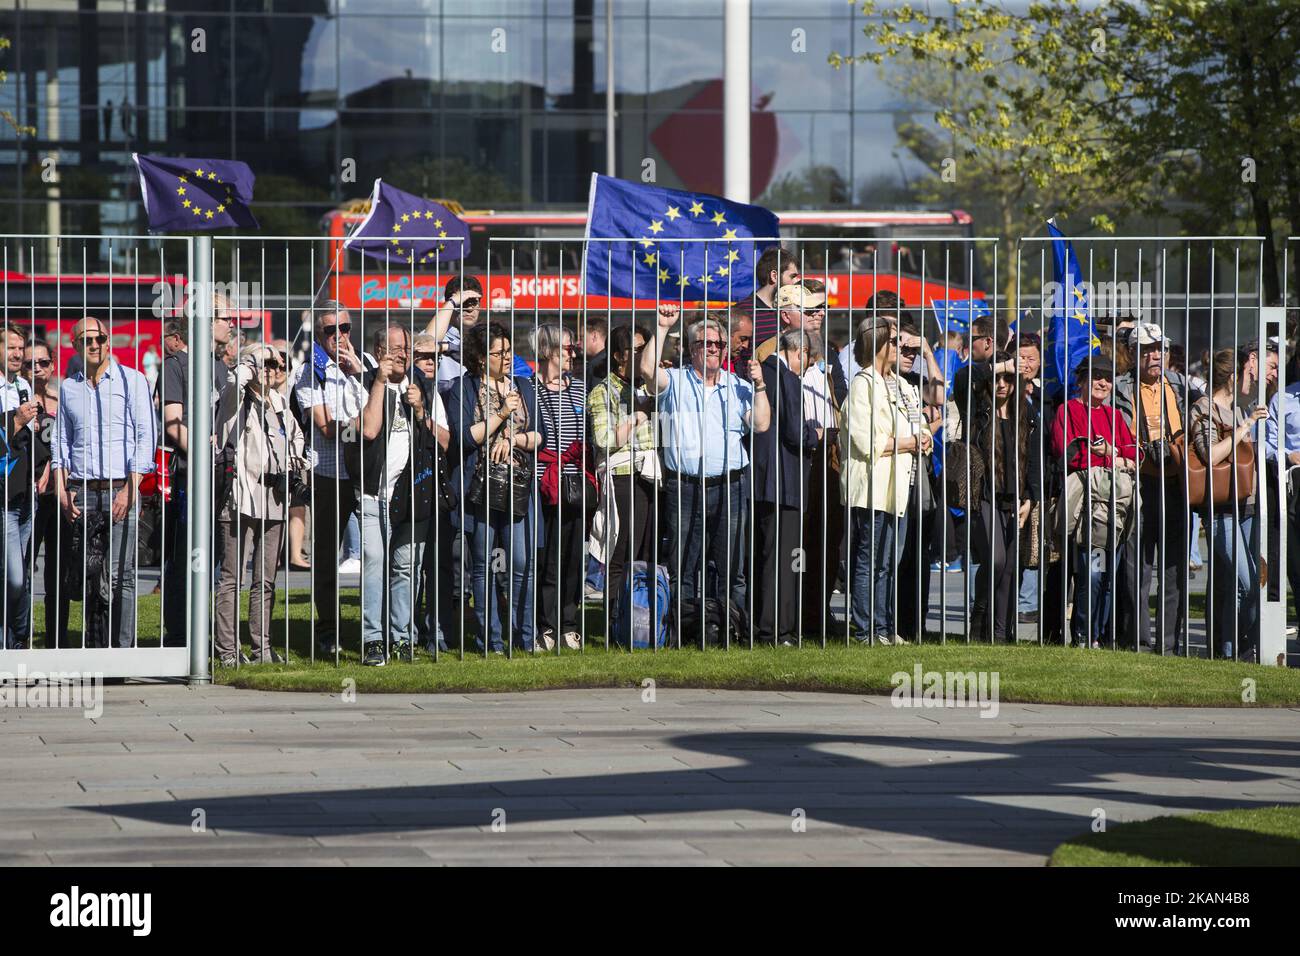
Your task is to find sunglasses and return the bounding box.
[23,358,51,369]
[460,299,481,310]
[80,334,108,346]
[696,340,725,352]
[262,360,284,371]
[321,323,351,337]
[415,351,440,362]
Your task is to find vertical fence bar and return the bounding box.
[188,234,212,684]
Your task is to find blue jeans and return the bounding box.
[343,510,361,561]
[1210,512,1259,659]
[1071,547,1113,646]
[1,497,32,648]
[359,496,424,648]
[463,500,536,652]
[662,473,747,607]
[849,508,907,638]
[1018,567,1038,613]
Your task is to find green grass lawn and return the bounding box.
[1050,806,1300,866]
[43,589,1300,705]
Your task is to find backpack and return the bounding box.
[611,562,671,649]
[672,597,751,647]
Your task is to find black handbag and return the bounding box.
[465,452,532,516]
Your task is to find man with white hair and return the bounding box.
[640,303,770,619]
[52,316,156,647]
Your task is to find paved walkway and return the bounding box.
[1,685,1297,865]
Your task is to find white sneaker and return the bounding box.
[563,631,582,650]
[537,629,556,652]
[337,558,361,575]
[876,634,892,646]
[892,635,910,645]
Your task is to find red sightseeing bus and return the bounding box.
[322,204,988,318]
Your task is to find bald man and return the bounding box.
[52,317,156,647]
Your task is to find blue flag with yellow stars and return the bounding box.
[345,179,470,265]
[583,174,780,300]
[133,153,258,232]
[1044,218,1100,398]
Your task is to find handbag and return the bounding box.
[1187,438,1255,508]
[464,385,532,516]
[943,441,985,512]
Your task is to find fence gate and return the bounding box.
[0,233,198,680]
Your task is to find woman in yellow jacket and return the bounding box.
[839,316,932,645]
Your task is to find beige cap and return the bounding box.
[774,284,826,311]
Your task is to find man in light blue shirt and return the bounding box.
[1265,377,1300,613]
[52,317,155,648]
[641,303,769,611]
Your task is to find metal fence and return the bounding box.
[0,231,1294,681]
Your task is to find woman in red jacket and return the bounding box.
[1050,359,1138,648]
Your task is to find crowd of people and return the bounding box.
[2,246,1297,665]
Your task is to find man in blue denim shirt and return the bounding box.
[640,303,770,618]
[52,317,156,648]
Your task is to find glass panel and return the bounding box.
[441,16,546,112]
[235,15,336,107]
[339,16,437,105]
[751,16,851,112]
[646,17,722,93]
[758,110,851,207]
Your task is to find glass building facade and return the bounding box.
[0,0,937,239]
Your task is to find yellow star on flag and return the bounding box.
[689,201,704,216]
[711,211,726,226]
[699,274,713,286]
[648,219,664,234]
[393,224,402,233]
[205,210,214,219]
[192,207,201,216]
[639,238,656,248]
[1073,311,1088,325]
[216,204,225,213]
[665,206,681,222]
[179,176,187,184]
[677,275,691,288]
[401,214,411,223]
[438,230,447,238]
[643,252,658,266]
[176,186,185,196]
[181,199,192,208]
[726,249,740,263]
[194,168,204,177]
[207,172,216,180]
[716,265,729,276]
[434,218,442,228]
[658,268,670,283]
[721,228,738,240]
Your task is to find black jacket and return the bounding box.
[0,401,50,504]
[752,355,820,508]
[343,369,435,524]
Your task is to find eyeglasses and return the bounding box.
[321,323,351,337]
[695,339,724,352]
[488,348,511,358]
[23,358,51,369]
[80,334,108,346]
[414,351,439,362]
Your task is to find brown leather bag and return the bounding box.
[1186,433,1255,508]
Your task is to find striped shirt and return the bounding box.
[535,377,585,477]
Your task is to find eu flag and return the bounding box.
[133,154,258,232]
[345,180,470,265]
[1044,219,1101,398]
[583,174,780,300]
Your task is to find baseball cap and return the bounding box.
[775,284,827,312]
[1128,322,1164,347]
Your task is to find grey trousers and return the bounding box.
[215,516,285,661]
